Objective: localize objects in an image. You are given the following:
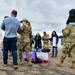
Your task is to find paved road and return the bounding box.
[0,45,75,75]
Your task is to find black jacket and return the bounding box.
[41,49,50,52]
[34,35,42,49]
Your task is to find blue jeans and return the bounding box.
[35,44,42,49]
[52,46,58,57]
[3,37,17,65]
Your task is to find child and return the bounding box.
[50,31,59,57]
[41,45,50,64]
[41,45,50,52]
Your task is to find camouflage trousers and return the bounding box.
[18,42,31,62]
[43,41,49,47]
[60,42,75,63]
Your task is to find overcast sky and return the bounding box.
[0,0,75,40]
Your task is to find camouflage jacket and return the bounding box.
[42,34,49,41]
[19,24,32,42]
[62,25,75,42]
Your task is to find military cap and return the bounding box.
[20,18,28,23]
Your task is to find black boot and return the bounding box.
[55,51,58,57]
[52,50,54,57]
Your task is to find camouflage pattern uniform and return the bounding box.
[42,32,49,47]
[18,19,32,66]
[60,25,75,62]
[55,25,75,69]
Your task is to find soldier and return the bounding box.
[55,9,75,69]
[42,31,50,47]
[18,19,32,66]
[27,21,33,50]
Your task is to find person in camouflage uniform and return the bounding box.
[55,25,75,69]
[18,19,32,66]
[42,31,50,47]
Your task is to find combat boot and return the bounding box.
[26,53,32,66]
[18,59,23,65]
[69,62,75,69]
[28,60,32,66]
[18,61,23,65]
[55,62,63,67]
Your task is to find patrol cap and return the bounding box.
[20,18,28,23]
